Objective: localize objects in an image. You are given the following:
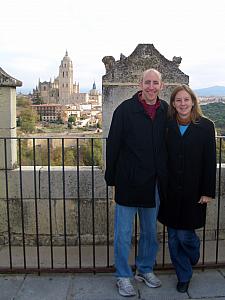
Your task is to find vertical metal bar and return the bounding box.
[106,184,110,268]
[47,138,54,268]
[202,225,206,265]
[134,214,138,260]
[162,225,166,267]
[33,138,40,271]
[18,138,26,269]
[62,138,67,268]
[76,138,81,268]
[91,138,96,271]
[215,137,222,263]
[104,137,110,268]
[4,138,12,269]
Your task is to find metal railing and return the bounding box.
[0,136,224,274]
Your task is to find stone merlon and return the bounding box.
[102,43,189,84]
[0,67,22,87]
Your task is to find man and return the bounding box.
[105,69,168,297]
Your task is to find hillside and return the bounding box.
[195,86,225,97]
[201,102,225,134]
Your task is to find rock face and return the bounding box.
[102,44,189,136]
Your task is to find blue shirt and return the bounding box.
[179,124,189,136]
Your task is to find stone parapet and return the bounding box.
[0,166,224,246]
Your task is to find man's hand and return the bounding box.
[198,196,212,204]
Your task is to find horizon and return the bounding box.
[16,84,225,96]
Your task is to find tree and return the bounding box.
[20,108,38,133]
[16,96,31,108]
[68,116,76,123]
[201,102,225,131]
[32,94,43,105]
[82,139,103,167]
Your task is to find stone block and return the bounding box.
[0,129,17,170]
[0,87,16,128]
[39,166,107,199]
[0,167,41,199]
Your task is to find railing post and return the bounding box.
[0,67,22,170]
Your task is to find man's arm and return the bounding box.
[105,106,124,186]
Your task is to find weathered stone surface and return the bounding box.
[0,68,22,87]
[0,68,21,169]
[0,87,17,128]
[102,44,188,84]
[0,166,223,246]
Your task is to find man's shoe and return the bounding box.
[116,278,136,297]
[135,272,161,288]
[176,281,190,293]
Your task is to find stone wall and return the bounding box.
[0,166,224,246]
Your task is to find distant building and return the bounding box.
[199,96,225,105]
[31,104,63,122]
[33,51,102,107]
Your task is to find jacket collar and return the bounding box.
[170,117,193,137]
[131,91,165,113]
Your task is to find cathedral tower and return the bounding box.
[59,51,73,104]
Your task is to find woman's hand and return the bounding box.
[198,196,212,204]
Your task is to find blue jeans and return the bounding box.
[168,227,200,282]
[114,185,160,278]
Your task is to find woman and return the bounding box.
[158,84,217,293]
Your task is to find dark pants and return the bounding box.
[168,227,200,282]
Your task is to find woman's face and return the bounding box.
[173,90,194,119]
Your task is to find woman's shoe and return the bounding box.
[176,281,190,293]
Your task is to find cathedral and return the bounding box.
[33,51,102,107]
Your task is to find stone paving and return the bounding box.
[0,269,225,300]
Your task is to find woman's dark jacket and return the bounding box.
[105,92,168,208]
[158,116,217,229]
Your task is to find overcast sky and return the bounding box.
[1,0,225,93]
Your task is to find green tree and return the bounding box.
[20,108,38,133]
[68,116,76,123]
[82,139,103,167]
[33,94,43,105]
[16,96,31,107]
[97,118,102,129]
[201,102,225,131]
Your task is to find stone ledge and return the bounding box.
[0,166,113,199]
[0,68,22,87]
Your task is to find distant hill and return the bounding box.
[194,86,225,97]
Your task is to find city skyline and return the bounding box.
[1,0,225,93]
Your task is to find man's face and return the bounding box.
[140,71,162,104]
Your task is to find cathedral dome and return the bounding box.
[63,50,71,62]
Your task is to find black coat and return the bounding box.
[105,92,168,207]
[158,117,217,229]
